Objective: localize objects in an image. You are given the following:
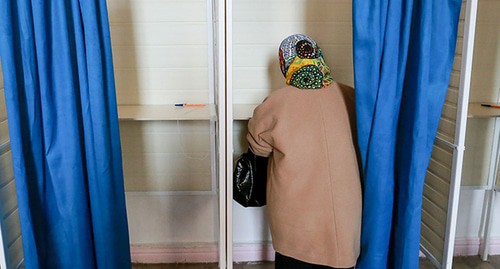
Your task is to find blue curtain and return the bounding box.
[353,0,462,268]
[0,1,131,268]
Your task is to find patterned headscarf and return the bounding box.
[279,34,333,89]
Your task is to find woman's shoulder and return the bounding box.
[258,86,296,105]
[329,82,355,105]
[270,85,297,98]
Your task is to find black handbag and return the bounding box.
[233,149,268,207]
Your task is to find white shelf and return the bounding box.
[468,103,500,118]
[118,104,215,121]
[233,104,258,120]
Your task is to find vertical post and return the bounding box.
[224,0,234,267]
[216,0,227,267]
[442,0,478,267]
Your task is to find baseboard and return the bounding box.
[131,244,218,264]
[454,238,481,256]
[131,239,500,264]
[233,243,275,262]
[454,237,500,256]
[479,238,500,256]
[131,243,275,264]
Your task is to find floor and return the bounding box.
[133,256,500,269]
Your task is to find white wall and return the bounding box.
[0,60,24,268]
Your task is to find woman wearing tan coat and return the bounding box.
[247,34,362,269]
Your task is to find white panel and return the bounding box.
[110,23,208,46]
[234,0,352,22]
[233,22,352,45]
[232,202,271,244]
[121,133,211,154]
[107,0,210,106]
[120,121,212,192]
[126,194,218,244]
[112,46,208,69]
[107,0,207,23]
[463,119,495,186]
[122,154,211,191]
[114,68,209,92]
[455,190,485,238]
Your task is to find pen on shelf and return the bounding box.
[481,104,500,109]
[174,103,207,107]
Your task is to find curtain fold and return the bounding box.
[0,1,131,268]
[353,0,462,268]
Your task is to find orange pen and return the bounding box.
[481,104,500,109]
[174,103,207,107]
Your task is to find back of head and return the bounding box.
[278,34,333,90]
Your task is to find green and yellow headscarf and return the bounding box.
[279,34,333,89]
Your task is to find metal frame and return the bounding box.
[224,0,234,267]
[421,0,478,268]
[215,0,229,267]
[441,0,478,267]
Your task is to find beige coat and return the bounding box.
[247,82,362,268]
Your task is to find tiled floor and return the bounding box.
[133,256,500,269]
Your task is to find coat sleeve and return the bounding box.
[246,98,277,157]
